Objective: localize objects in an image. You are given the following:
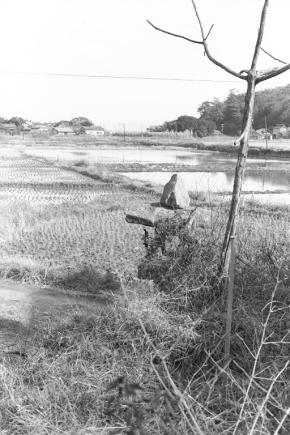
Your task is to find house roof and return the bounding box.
[54,126,74,133]
[84,126,104,131]
[256,128,271,134]
[0,123,18,130]
[31,123,50,129]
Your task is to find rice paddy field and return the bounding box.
[0,138,289,435]
[0,147,154,288]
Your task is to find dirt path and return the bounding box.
[0,279,107,355]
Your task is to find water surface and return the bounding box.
[26,147,290,172]
[122,171,290,207]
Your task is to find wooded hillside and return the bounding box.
[149,84,290,136]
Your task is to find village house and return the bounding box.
[249,129,264,140]
[21,123,31,135]
[31,123,51,133]
[256,128,273,140]
[272,124,289,138]
[0,123,19,135]
[21,122,31,131]
[52,126,75,136]
[84,126,105,136]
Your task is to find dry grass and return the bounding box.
[1,200,289,434]
[0,195,150,287]
[0,148,289,434]
[1,266,289,434]
[0,156,155,287]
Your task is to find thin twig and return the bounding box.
[147,2,246,80]
[274,408,290,435]
[250,0,270,70]
[261,47,287,65]
[190,0,245,79]
[232,361,285,417]
[233,272,281,434]
[139,318,205,435]
[146,20,203,45]
[236,333,255,359]
[204,24,214,41]
[248,361,289,435]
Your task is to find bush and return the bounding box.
[138,208,290,374]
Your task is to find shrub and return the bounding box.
[137,208,290,375]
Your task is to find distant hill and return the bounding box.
[217,84,290,134]
[149,84,290,137]
[251,84,290,129]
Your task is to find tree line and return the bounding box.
[0,116,94,128]
[149,83,290,137]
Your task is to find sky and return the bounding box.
[0,0,289,131]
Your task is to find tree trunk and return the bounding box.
[220,76,256,274]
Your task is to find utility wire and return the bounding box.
[0,71,288,86]
[0,71,241,83]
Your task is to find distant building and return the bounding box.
[21,122,31,131]
[84,126,105,136]
[212,129,222,136]
[272,124,289,138]
[256,128,273,140]
[250,130,263,140]
[31,123,51,133]
[0,123,19,135]
[52,126,75,135]
[21,124,31,134]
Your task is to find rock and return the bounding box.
[160,174,190,209]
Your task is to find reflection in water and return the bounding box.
[28,148,201,165]
[26,147,290,206]
[122,172,289,194]
[27,147,290,172]
[122,171,290,207]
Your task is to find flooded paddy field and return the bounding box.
[24,144,290,207]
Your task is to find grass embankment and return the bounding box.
[133,138,290,159]
[121,135,290,158]
[1,157,290,434]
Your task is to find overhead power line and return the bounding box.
[0,71,241,83]
[0,71,288,86]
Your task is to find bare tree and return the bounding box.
[148,0,290,273]
[148,0,290,362]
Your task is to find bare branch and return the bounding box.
[251,0,270,70]
[190,0,206,40]
[147,2,246,81]
[146,20,203,45]
[261,47,287,65]
[257,63,290,83]
[204,24,214,41]
[189,1,246,79]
